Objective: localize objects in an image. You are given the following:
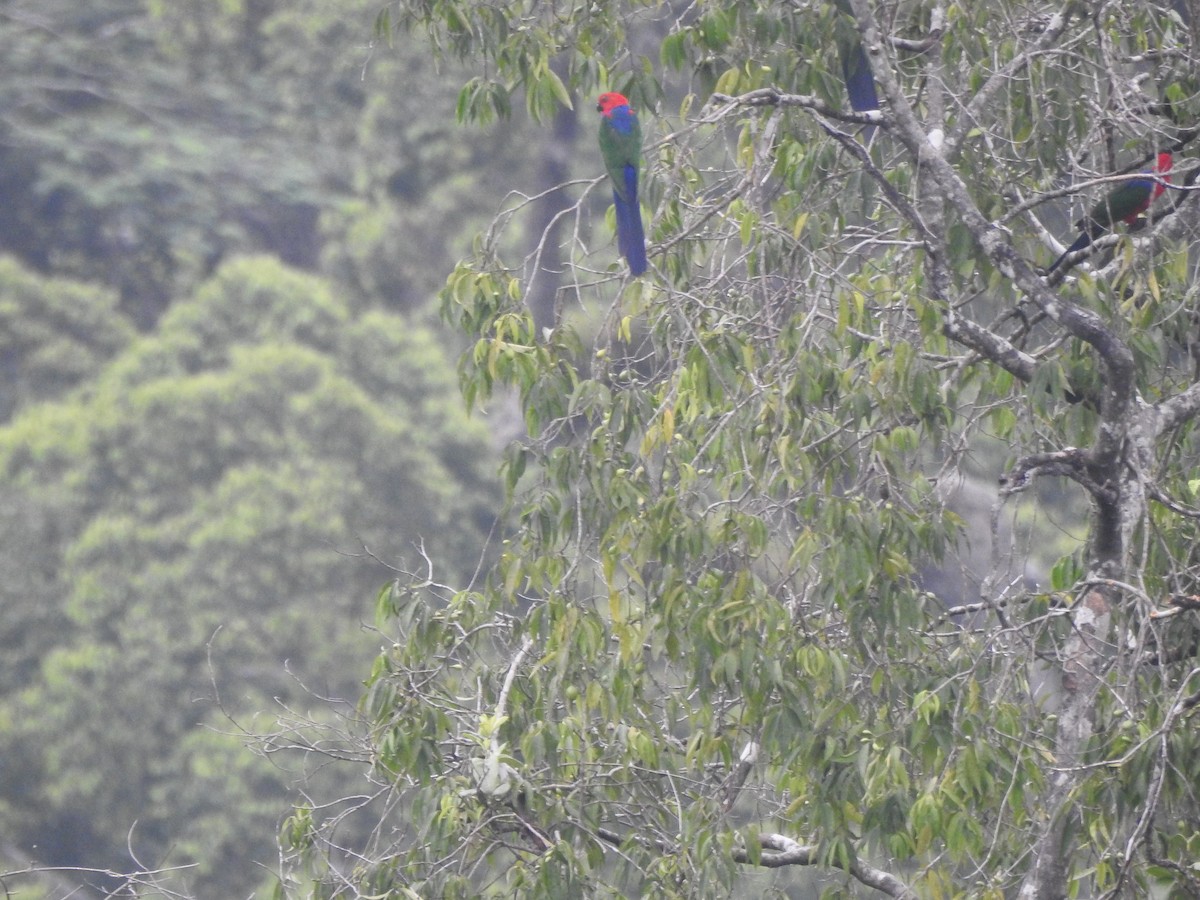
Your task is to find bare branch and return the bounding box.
[999,447,1104,497]
[732,833,915,897]
[1156,380,1200,434]
[720,740,758,812]
[706,88,884,129]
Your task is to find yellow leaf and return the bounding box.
[713,67,740,95]
[486,340,501,379]
[792,212,809,240]
[619,315,633,343]
[740,209,756,246]
[609,589,623,623]
[639,422,660,456]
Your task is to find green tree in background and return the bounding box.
[0,0,521,325]
[0,257,133,422]
[284,0,1200,897]
[0,256,498,897]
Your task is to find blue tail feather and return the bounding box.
[842,41,879,113]
[1047,231,1092,274]
[614,165,647,276]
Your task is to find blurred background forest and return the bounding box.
[0,1,553,895]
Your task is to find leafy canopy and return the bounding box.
[290,0,1200,894]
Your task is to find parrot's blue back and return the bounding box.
[607,105,637,135]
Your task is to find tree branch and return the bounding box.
[845,0,1135,411]
[707,87,883,129]
[941,312,1038,382]
[1156,379,1200,434]
[946,3,1074,157]
[732,833,914,897]
[999,447,1108,498]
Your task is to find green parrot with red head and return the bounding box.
[1047,152,1173,274]
[597,92,648,276]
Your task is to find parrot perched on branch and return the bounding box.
[596,92,648,276]
[1046,152,1173,275]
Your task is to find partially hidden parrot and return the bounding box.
[597,92,648,276]
[1046,152,1173,274]
[833,0,880,118]
[841,39,880,117]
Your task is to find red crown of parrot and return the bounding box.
[1151,151,1173,200]
[597,92,631,116]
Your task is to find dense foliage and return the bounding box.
[0,256,498,896]
[277,0,1200,897]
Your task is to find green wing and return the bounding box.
[598,114,642,204]
[1082,179,1154,232]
